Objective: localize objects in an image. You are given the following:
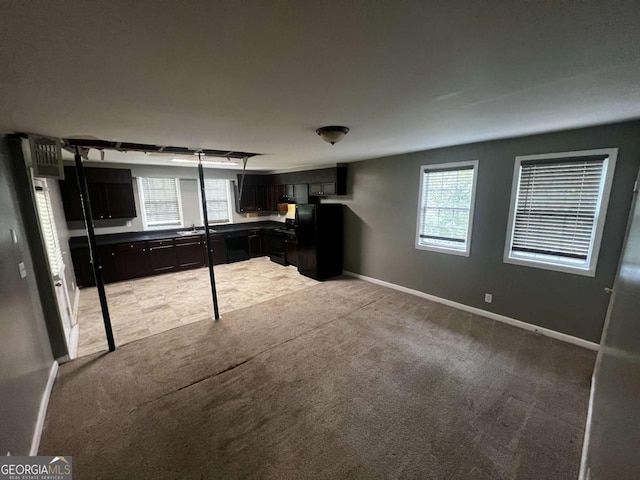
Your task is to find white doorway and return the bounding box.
[33,177,78,359]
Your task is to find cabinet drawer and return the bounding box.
[174,236,203,246]
[117,241,147,251]
[148,239,174,249]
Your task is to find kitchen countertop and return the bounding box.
[69,221,284,249]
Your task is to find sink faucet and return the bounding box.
[191,223,196,231]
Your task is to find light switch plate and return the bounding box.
[18,262,27,279]
[10,229,17,244]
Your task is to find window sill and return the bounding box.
[503,255,595,277]
[415,242,470,257]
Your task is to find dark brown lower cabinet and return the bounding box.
[71,228,288,288]
[117,242,151,280]
[98,245,119,284]
[71,248,95,288]
[175,236,205,269]
[208,234,228,265]
[149,239,177,273]
[285,234,298,267]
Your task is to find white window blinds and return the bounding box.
[34,184,64,277]
[417,163,476,254]
[510,158,605,263]
[139,177,182,229]
[203,179,230,224]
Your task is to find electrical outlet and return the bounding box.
[484,293,492,303]
[10,229,18,244]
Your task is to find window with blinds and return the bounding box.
[138,177,183,229]
[34,183,64,277]
[203,179,231,224]
[505,149,617,276]
[415,161,478,255]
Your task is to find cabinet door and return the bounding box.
[87,183,107,220]
[254,185,268,212]
[149,240,177,273]
[285,237,298,266]
[208,236,227,265]
[248,231,264,257]
[117,242,151,279]
[97,246,119,283]
[104,183,136,219]
[285,184,294,200]
[59,167,85,222]
[294,184,309,204]
[175,238,205,269]
[309,183,322,196]
[237,185,257,213]
[71,247,95,288]
[266,184,279,211]
[321,183,336,196]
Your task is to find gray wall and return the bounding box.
[63,162,283,237]
[336,120,640,342]
[0,136,55,455]
[580,167,640,478]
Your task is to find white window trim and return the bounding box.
[503,148,618,277]
[197,179,234,226]
[414,160,479,257]
[137,177,184,230]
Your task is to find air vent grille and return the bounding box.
[29,135,63,179]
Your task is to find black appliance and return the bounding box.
[268,219,297,265]
[267,230,287,265]
[295,204,343,280]
[225,231,250,263]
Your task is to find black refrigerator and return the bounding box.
[295,204,343,280]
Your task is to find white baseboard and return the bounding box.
[67,324,79,360]
[72,286,80,324]
[343,270,599,351]
[29,361,58,456]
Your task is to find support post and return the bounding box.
[74,148,116,351]
[198,157,220,320]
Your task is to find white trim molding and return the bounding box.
[415,160,479,257]
[30,361,58,456]
[343,270,599,351]
[503,148,618,277]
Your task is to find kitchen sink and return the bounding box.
[177,230,200,236]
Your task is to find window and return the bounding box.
[138,177,183,230]
[504,149,617,276]
[415,161,478,256]
[34,180,63,277]
[201,178,232,225]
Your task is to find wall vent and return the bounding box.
[29,135,63,179]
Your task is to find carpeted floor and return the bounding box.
[40,276,595,479]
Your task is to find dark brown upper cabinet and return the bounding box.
[60,166,136,222]
[235,165,347,213]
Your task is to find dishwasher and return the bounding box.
[225,231,250,263]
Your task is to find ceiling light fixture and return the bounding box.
[172,158,240,166]
[316,126,349,145]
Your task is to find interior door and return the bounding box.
[580,170,640,479]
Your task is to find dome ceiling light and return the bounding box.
[316,126,349,145]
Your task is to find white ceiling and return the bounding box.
[1,1,639,171]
